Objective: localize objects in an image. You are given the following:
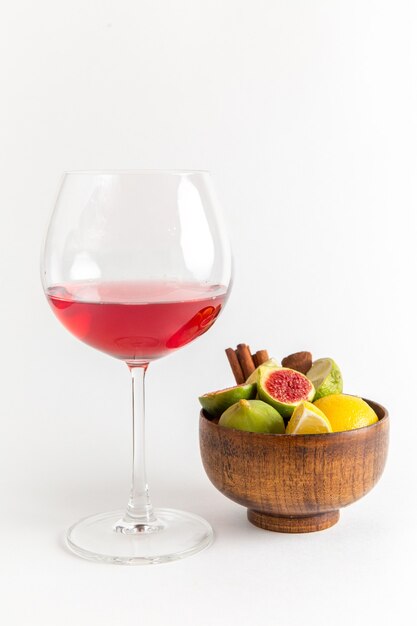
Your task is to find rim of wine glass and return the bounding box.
[63,169,210,175]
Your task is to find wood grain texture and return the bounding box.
[199,399,389,533]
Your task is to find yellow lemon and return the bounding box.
[314,394,378,432]
[286,401,333,435]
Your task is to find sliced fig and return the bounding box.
[245,358,280,384]
[219,399,285,434]
[257,367,315,418]
[199,383,256,418]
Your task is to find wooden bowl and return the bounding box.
[199,399,389,533]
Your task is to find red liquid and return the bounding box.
[47,281,228,362]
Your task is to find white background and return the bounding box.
[1,1,416,624]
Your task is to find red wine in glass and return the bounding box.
[47,281,227,361]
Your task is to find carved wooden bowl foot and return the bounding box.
[248,509,340,533]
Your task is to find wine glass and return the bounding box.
[41,170,232,564]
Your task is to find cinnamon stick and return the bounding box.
[236,344,256,379]
[225,348,245,384]
[255,350,270,366]
[252,354,259,367]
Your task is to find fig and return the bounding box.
[219,399,285,434]
[245,358,280,384]
[199,383,256,418]
[257,367,315,418]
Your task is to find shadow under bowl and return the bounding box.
[199,399,389,533]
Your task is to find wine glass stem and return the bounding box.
[124,363,156,525]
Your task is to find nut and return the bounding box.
[281,351,313,375]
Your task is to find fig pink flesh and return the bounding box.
[265,370,312,403]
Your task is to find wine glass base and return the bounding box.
[66,508,213,565]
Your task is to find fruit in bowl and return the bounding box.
[219,399,285,434]
[257,367,315,417]
[198,344,389,533]
[200,345,378,435]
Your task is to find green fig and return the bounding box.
[257,367,315,418]
[199,383,257,418]
[219,399,285,434]
[245,358,280,384]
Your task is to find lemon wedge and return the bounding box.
[286,401,333,435]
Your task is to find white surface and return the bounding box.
[1,1,416,624]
